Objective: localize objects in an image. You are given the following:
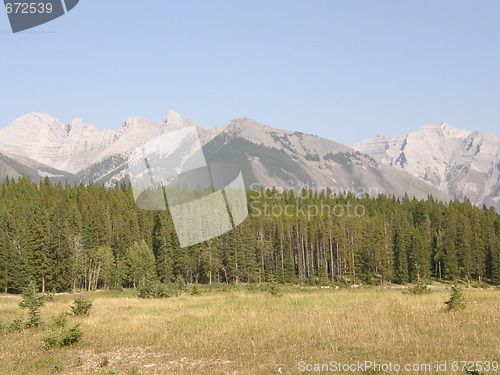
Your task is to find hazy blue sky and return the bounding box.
[1,0,499,145]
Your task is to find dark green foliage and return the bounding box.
[70,297,93,316]
[50,312,70,329]
[323,151,372,165]
[0,178,498,294]
[8,316,24,332]
[42,323,83,349]
[19,281,45,327]
[445,283,466,311]
[267,131,297,154]
[138,277,179,298]
[42,312,83,349]
[176,274,187,292]
[407,281,430,295]
[266,281,281,296]
[122,241,157,288]
[204,134,312,186]
[305,153,320,162]
[190,285,200,295]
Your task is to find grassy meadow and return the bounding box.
[0,285,499,375]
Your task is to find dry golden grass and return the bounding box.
[0,286,499,374]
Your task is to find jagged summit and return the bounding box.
[353,122,500,209]
[165,109,183,125]
[0,112,498,209]
[13,112,60,125]
[0,113,115,173]
[417,122,471,139]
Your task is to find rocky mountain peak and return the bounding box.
[165,109,183,125]
[353,122,500,209]
[1,112,498,210]
[418,122,471,139]
[65,118,93,133]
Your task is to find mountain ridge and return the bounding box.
[353,123,500,209]
[1,111,497,209]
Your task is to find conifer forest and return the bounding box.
[0,177,499,294]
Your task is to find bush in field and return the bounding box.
[8,316,24,331]
[190,285,200,295]
[138,277,179,298]
[267,282,281,296]
[265,275,281,296]
[445,283,466,311]
[408,281,430,295]
[176,275,188,293]
[43,324,83,348]
[42,313,83,349]
[50,312,70,329]
[19,281,45,327]
[70,297,93,316]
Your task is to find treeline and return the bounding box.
[0,177,499,293]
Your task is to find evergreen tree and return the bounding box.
[0,179,498,292]
[123,241,156,288]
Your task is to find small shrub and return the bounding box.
[42,324,83,349]
[19,281,45,327]
[445,283,466,311]
[408,282,430,295]
[110,284,123,292]
[42,334,59,349]
[263,274,281,296]
[470,280,488,289]
[99,356,110,367]
[138,278,179,298]
[190,285,200,295]
[60,325,83,346]
[176,275,188,293]
[50,312,70,329]
[268,282,281,296]
[74,357,84,367]
[8,316,24,331]
[71,297,93,316]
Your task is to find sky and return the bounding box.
[0,0,499,146]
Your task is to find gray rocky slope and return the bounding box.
[4,111,495,207]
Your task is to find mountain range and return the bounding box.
[0,110,498,209]
[353,123,500,210]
